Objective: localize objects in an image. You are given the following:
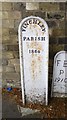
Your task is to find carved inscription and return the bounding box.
[52,51,67,97]
[19,16,49,105]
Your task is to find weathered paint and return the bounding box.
[52,51,67,97]
[18,16,49,105]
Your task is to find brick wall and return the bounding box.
[2,2,67,88]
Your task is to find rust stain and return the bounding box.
[34,24,37,27]
[37,56,42,74]
[30,42,37,48]
[30,42,43,51]
[31,59,36,80]
[38,56,42,62]
[30,54,42,80]
[42,31,45,35]
[31,60,35,66]
[37,44,43,51]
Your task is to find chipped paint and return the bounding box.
[18,16,49,105]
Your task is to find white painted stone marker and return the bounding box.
[18,16,49,105]
[52,51,67,97]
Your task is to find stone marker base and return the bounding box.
[52,92,67,97]
[17,105,40,118]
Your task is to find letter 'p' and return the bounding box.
[59,70,64,75]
